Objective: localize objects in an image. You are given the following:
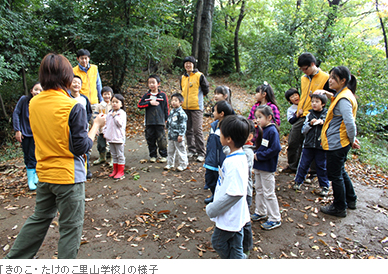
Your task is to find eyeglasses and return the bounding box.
[299,66,310,72]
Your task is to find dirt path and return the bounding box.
[1,76,387,259]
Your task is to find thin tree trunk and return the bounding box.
[0,92,8,120]
[197,0,215,75]
[192,0,204,59]
[376,0,388,58]
[234,0,245,73]
[21,68,28,96]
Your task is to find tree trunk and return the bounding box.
[21,68,28,96]
[0,92,8,120]
[197,0,215,75]
[234,0,245,73]
[316,0,341,62]
[192,0,204,59]
[376,0,388,59]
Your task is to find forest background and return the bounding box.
[0,0,387,170]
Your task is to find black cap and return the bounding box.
[183,56,196,67]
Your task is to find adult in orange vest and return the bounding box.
[73,49,103,109]
[316,66,359,218]
[284,53,332,173]
[180,56,209,162]
[4,53,106,259]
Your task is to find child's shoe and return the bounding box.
[113,164,125,180]
[159,157,167,163]
[261,220,281,230]
[93,152,106,165]
[204,195,214,204]
[196,155,205,162]
[250,213,267,221]
[150,157,156,163]
[164,165,173,170]
[109,163,118,178]
[319,187,329,197]
[293,181,302,190]
[176,166,186,172]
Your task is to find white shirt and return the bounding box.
[211,149,250,232]
[287,104,298,122]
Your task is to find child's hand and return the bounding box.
[310,118,317,125]
[352,138,361,149]
[297,109,303,117]
[150,100,160,106]
[177,136,183,143]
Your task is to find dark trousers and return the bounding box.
[205,169,219,195]
[97,133,107,154]
[287,118,305,171]
[145,125,167,158]
[184,110,206,157]
[295,148,329,188]
[243,195,253,253]
[21,136,37,169]
[326,145,357,210]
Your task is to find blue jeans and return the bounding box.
[211,227,245,259]
[295,148,329,188]
[326,145,357,210]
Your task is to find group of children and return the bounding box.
[13,52,355,260]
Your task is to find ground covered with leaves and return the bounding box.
[1,76,387,259]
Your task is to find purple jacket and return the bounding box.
[248,101,281,126]
[103,109,127,144]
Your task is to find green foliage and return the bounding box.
[354,136,388,171]
[0,140,23,162]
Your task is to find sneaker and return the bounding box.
[293,182,302,190]
[320,204,346,217]
[204,195,214,204]
[304,178,312,184]
[347,200,357,210]
[261,220,281,230]
[87,170,92,179]
[150,157,156,163]
[320,187,329,197]
[159,157,167,163]
[250,213,267,221]
[187,152,195,158]
[176,166,185,172]
[281,167,295,173]
[164,165,173,170]
[196,155,205,162]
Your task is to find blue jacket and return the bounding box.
[13,95,33,137]
[253,123,281,172]
[203,120,226,171]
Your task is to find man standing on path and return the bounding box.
[283,53,331,173]
[73,49,103,113]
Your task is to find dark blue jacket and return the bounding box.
[253,123,281,172]
[203,120,226,171]
[137,89,169,126]
[13,95,33,137]
[301,108,328,149]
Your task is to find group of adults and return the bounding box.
[5,50,358,259]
